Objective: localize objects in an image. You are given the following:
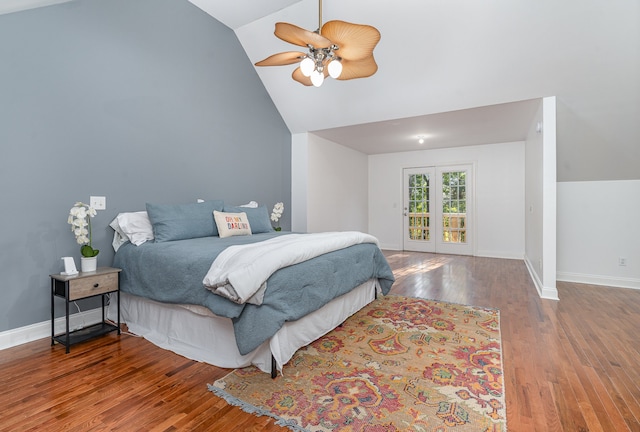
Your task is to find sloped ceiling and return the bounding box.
[0,0,71,14]
[194,0,639,182]
[187,0,302,30]
[4,0,638,181]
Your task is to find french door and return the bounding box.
[403,165,473,255]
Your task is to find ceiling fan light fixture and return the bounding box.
[254,0,380,87]
[328,59,343,79]
[300,57,315,77]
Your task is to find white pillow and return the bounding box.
[110,211,154,246]
[213,210,252,238]
[109,222,129,252]
[239,201,258,208]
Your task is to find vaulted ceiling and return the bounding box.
[192,0,639,182]
[4,0,638,181]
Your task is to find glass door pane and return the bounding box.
[403,167,435,252]
[435,165,473,255]
[441,170,467,244]
[409,173,430,240]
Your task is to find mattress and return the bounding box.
[107,279,378,374]
[113,233,394,355]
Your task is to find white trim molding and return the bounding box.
[476,250,524,260]
[525,255,559,300]
[0,0,71,16]
[0,308,102,351]
[379,243,402,251]
[557,272,640,291]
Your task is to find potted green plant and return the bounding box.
[68,202,99,272]
[270,202,284,231]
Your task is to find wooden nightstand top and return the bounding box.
[50,266,122,282]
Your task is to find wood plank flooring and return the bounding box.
[1,251,639,431]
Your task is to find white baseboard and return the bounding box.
[476,250,524,260]
[0,308,102,351]
[524,255,559,300]
[380,246,524,260]
[557,272,640,290]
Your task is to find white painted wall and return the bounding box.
[291,133,369,233]
[524,102,545,289]
[368,141,525,258]
[557,180,640,290]
[291,133,308,232]
[541,97,558,297]
[307,135,369,233]
[523,97,558,299]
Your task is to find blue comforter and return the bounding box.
[113,232,394,354]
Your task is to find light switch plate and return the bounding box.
[90,196,106,210]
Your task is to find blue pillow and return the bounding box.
[146,200,224,242]
[223,205,273,234]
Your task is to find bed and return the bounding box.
[106,201,394,375]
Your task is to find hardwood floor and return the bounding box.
[1,251,639,431]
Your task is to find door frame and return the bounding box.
[402,163,476,256]
[402,167,436,253]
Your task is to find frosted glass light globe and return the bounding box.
[310,70,324,87]
[328,59,343,79]
[300,57,314,77]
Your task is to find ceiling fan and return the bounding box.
[254,0,381,87]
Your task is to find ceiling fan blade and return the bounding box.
[292,68,313,86]
[336,56,379,80]
[321,20,381,61]
[255,51,306,67]
[275,22,332,48]
[292,67,329,86]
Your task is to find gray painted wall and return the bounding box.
[0,0,291,332]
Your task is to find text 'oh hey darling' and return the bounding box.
[226,216,249,230]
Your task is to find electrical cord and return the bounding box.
[72,301,86,330]
[104,293,141,337]
[104,317,141,337]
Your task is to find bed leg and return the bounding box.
[271,355,277,379]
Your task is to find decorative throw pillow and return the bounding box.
[146,200,224,242]
[214,210,252,238]
[223,205,273,234]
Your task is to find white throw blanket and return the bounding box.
[202,231,379,305]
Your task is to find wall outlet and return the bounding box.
[618,257,627,266]
[90,196,106,210]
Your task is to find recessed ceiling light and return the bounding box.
[417,135,425,144]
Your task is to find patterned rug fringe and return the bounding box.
[207,384,309,432]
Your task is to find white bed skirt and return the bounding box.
[107,279,378,374]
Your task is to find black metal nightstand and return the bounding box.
[50,267,121,353]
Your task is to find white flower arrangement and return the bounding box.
[68,202,99,257]
[270,202,284,231]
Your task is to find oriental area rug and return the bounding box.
[209,296,506,431]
